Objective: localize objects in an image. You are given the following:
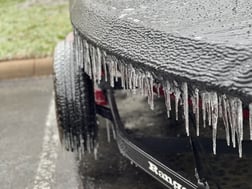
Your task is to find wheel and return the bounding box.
[53,40,97,154]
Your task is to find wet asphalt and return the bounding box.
[0,76,165,189]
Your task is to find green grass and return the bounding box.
[0,0,72,60]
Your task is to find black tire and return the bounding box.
[53,40,97,154]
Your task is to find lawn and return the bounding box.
[0,0,72,60]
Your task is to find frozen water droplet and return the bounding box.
[182,83,189,136]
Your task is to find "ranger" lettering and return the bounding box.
[148,161,187,189]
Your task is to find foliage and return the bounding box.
[0,1,71,60]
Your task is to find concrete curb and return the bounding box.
[0,57,53,80]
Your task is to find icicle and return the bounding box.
[195,89,200,136]
[132,67,137,94]
[211,92,218,155]
[222,95,230,146]
[102,51,108,82]
[144,74,149,97]
[119,62,125,89]
[81,39,87,73]
[230,99,237,148]
[142,73,146,96]
[201,93,206,128]
[182,82,189,136]
[157,83,161,98]
[114,57,118,82]
[164,80,171,118]
[92,46,98,83]
[135,70,139,89]
[191,96,196,114]
[218,96,223,118]
[149,73,154,110]
[250,103,252,140]
[73,32,80,68]
[83,40,91,77]
[144,72,152,109]
[140,73,145,96]
[94,144,98,160]
[109,57,115,87]
[128,64,133,90]
[87,134,91,154]
[96,47,102,84]
[174,82,181,120]
[106,119,111,143]
[227,99,236,148]
[207,93,212,127]
[77,34,84,69]
[111,122,117,139]
[80,138,85,157]
[237,99,243,158]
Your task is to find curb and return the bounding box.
[0,57,53,80]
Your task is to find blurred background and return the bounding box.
[0,0,71,61]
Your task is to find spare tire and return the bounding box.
[53,40,97,154]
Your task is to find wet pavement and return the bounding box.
[0,76,165,189]
[0,77,80,189]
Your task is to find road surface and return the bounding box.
[0,76,165,189]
